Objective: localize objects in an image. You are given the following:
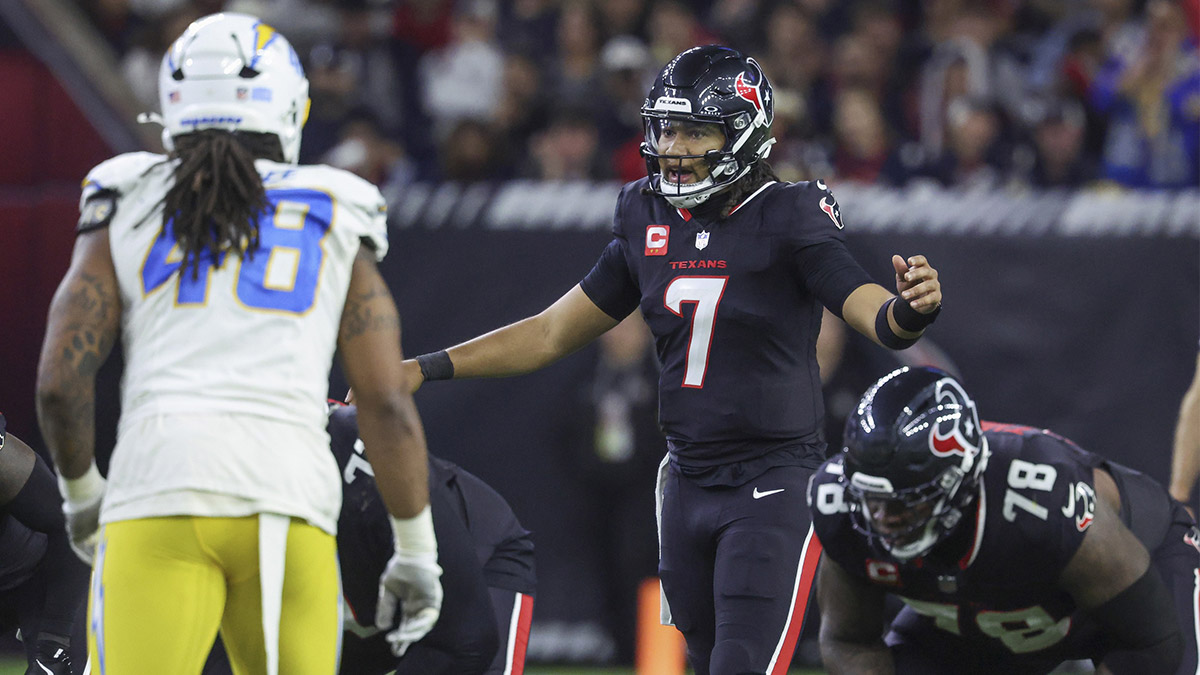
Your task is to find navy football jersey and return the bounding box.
[580,178,874,471]
[328,405,535,624]
[810,424,1112,661]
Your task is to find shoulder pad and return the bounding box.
[79,152,167,209]
[763,179,847,239]
[296,164,389,260]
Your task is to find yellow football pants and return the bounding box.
[87,515,341,675]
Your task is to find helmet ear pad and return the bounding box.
[640,45,775,208]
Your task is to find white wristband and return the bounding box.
[389,505,437,556]
[58,461,105,505]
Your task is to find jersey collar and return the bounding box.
[728,180,777,216]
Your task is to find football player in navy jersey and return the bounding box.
[0,414,90,674]
[407,45,943,675]
[810,367,1197,674]
[204,402,536,675]
[329,403,536,675]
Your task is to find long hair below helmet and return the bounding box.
[161,130,282,278]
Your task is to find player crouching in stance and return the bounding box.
[809,366,1197,674]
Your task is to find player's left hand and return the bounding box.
[59,464,106,564]
[375,551,444,656]
[892,255,941,313]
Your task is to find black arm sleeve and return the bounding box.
[0,448,66,535]
[1094,567,1183,673]
[793,240,875,320]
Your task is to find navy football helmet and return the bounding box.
[640,45,775,208]
[841,367,989,561]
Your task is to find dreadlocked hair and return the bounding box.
[161,130,284,279]
[715,161,779,219]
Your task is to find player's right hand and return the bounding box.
[375,550,443,656]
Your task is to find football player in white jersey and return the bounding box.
[35,13,441,675]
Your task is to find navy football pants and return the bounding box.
[658,462,822,675]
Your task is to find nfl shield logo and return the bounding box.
[695,230,710,250]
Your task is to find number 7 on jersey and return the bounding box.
[665,276,728,388]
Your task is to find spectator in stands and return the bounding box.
[1091,0,1200,189]
[494,52,551,170]
[83,0,146,55]
[914,96,1012,190]
[830,88,907,185]
[391,0,455,56]
[1014,97,1099,189]
[546,1,604,109]
[595,36,655,181]
[323,111,417,193]
[439,119,508,183]
[759,2,832,140]
[525,108,608,181]
[120,3,200,112]
[646,1,716,67]
[289,0,412,165]
[418,0,505,139]
[598,0,649,41]
[495,0,557,65]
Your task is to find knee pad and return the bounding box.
[708,639,760,675]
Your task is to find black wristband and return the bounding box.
[892,296,941,333]
[876,299,919,350]
[416,350,454,382]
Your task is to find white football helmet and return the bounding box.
[158,13,310,163]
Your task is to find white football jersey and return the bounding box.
[82,151,389,532]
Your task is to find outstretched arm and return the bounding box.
[841,255,941,351]
[817,554,895,674]
[1169,354,1200,509]
[407,284,620,391]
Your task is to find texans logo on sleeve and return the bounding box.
[819,197,843,229]
[1061,482,1097,532]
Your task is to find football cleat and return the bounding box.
[30,637,72,675]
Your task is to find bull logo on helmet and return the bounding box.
[928,378,981,458]
[734,72,763,117]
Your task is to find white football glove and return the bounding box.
[375,549,444,656]
[58,462,105,564]
[375,506,442,656]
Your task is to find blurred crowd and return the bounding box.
[86,0,1200,194]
